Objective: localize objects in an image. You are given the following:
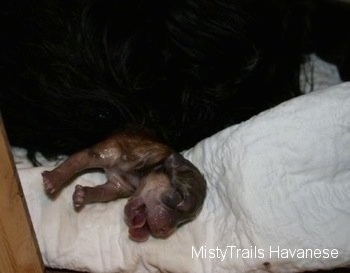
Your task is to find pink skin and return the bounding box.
[124,173,178,241]
[42,130,207,241]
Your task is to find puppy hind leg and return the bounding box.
[42,148,109,195]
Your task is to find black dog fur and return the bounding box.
[0,0,349,158]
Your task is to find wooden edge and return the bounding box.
[0,115,45,273]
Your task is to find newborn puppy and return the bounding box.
[42,130,207,242]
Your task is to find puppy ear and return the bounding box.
[164,153,206,214]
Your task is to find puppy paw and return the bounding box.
[42,170,60,195]
[73,184,86,209]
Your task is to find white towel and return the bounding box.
[17,81,350,273]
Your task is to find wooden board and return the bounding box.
[0,115,44,273]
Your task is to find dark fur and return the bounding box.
[0,0,349,157]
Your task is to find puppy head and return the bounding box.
[124,152,207,242]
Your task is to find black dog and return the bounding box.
[0,0,349,158]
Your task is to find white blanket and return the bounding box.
[14,56,350,272]
[15,81,350,273]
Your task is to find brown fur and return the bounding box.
[42,129,206,241]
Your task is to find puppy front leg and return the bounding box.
[73,177,134,209]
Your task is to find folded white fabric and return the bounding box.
[16,82,350,273]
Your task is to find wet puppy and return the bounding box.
[42,130,206,242]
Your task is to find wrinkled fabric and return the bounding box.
[16,82,350,273]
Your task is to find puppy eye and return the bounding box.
[162,189,183,209]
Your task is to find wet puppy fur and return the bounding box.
[42,129,207,241]
[1,0,350,158]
